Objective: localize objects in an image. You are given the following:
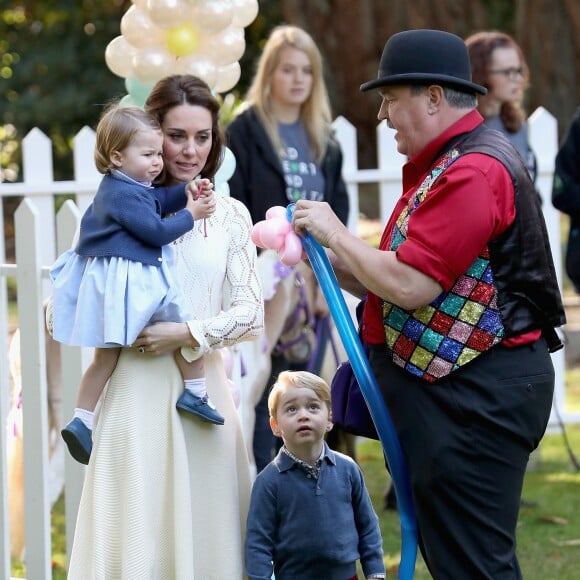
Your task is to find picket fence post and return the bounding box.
[22,130,57,292]
[528,107,569,425]
[14,199,52,580]
[73,126,100,216]
[0,205,10,580]
[377,122,406,224]
[332,116,360,233]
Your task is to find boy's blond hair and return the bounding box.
[268,370,331,419]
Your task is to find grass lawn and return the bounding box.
[357,379,580,579]
[11,398,579,579]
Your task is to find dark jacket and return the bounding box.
[551,108,580,289]
[76,174,193,266]
[552,107,580,225]
[462,126,566,343]
[226,107,349,225]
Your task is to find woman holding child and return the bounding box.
[66,75,264,579]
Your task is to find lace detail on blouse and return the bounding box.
[173,195,264,356]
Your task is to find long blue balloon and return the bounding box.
[287,204,418,579]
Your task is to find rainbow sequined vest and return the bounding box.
[383,148,504,382]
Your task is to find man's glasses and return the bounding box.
[489,66,525,80]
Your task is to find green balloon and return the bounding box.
[119,94,140,107]
[124,78,154,107]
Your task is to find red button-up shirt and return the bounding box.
[362,109,540,346]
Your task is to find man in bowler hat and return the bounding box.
[291,29,565,578]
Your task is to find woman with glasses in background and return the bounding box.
[466,31,538,187]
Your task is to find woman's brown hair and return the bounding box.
[466,31,530,133]
[145,75,224,180]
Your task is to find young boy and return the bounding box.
[245,370,385,580]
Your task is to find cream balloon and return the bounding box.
[146,0,187,29]
[173,55,218,89]
[131,0,149,9]
[189,33,214,61]
[209,26,245,67]
[133,46,176,83]
[214,146,236,196]
[121,5,166,49]
[231,0,259,27]
[219,146,236,181]
[105,36,138,78]
[192,0,233,34]
[213,61,241,93]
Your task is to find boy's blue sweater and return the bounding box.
[245,443,385,580]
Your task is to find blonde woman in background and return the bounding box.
[226,25,349,473]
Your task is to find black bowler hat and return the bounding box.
[360,29,487,95]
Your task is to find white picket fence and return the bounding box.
[0,107,576,578]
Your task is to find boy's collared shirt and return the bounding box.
[281,444,325,479]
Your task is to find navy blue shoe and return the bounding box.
[61,417,92,465]
[176,391,225,425]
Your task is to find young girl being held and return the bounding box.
[51,104,223,465]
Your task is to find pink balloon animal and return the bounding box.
[251,205,305,266]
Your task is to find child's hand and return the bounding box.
[185,191,215,221]
[186,179,215,221]
[185,178,215,237]
[187,178,214,200]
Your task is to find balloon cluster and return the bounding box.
[105,0,259,106]
[251,206,306,266]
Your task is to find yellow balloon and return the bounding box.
[167,24,199,56]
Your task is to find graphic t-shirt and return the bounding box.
[278,121,325,203]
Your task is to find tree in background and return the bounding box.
[0,0,276,259]
[1,0,579,179]
[279,0,580,167]
[0,1,127,259]
[1,1,131,179]
[0,0,281,182]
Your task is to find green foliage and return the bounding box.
[0,1,130,180]
[0,0,284,182]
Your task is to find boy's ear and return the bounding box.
[269,416,282,437]
[327,409,333,431]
